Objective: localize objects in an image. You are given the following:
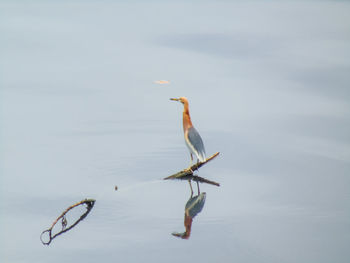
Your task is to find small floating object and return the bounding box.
[153,80,170,84]
[114,185,118,191]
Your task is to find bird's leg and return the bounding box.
[196,180,200,195]
[187,154,194,173]
[188,180,193,197]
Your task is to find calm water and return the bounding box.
[1,1,350,262]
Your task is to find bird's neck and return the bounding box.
[182,104,193,132]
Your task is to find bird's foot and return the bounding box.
[185,166,194,174]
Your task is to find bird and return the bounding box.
[170,97,206,166]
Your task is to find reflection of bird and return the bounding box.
[170,97,206,165]
[172,192,206,239]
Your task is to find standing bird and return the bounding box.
[170,97,206,166]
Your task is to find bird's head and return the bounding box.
[170,97,188,105]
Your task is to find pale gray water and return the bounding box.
[1,1,350,262]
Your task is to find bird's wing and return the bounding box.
[186,127,206,161]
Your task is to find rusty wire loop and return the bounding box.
[40,199,95,245]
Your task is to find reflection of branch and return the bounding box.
[40,199,95,245]
[164,152,220,186]
[192,176,220,187]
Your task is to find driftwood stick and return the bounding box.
[40,198,95,245]
[164,152,220,186]
[48,199,95,230]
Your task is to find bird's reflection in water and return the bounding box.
[172,182,206,239]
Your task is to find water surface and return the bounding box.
[1,1,350,262]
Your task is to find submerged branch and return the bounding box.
[40,198,95,245]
